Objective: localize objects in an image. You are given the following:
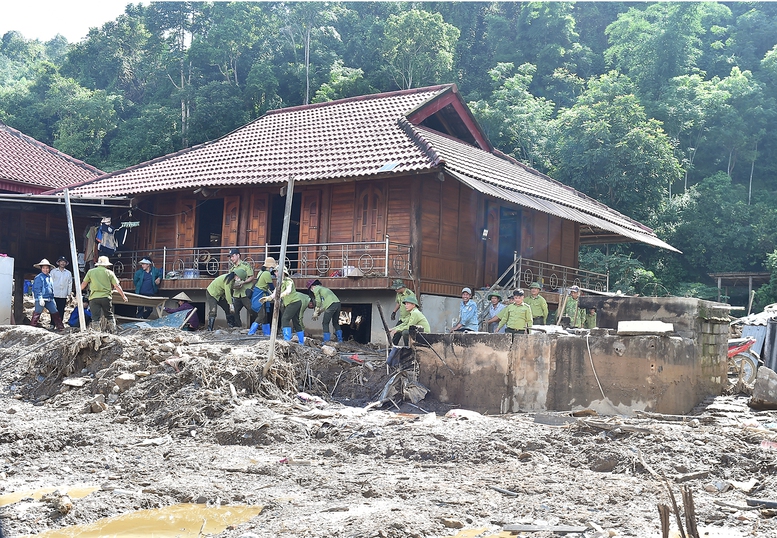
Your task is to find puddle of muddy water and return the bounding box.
[0,485,100,507]
[16,504,263,538]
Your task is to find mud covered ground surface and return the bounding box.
[1,325,777,538]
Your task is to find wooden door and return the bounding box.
[354,183,386,242]
[247,192,269,246]
[221,196,240,248]
[176,198,197,250]
[484,204,500,286]
[299,190,321,274]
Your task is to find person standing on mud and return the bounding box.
[450,287,478,332]
[81,256,128,332]
[561,285,586,329]
[524,282,548,325]
[132,258,163,318]
[390,279,415,326]
[31,259,65,331]
[307,279,343,343]
[488,289,532,334]
[228,249,256,329]
[486,292,506,333]
[50,256,73,325]
[390,296,430,346]
[205,268,245,330]
[278,266,304,343]
[248,256,277,336]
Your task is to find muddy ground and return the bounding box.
[1,324,776,538]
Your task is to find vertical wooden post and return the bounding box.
[264,175,295,377]
[64,189,86,331]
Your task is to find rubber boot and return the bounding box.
[207,317,215,331]
[282,327,292,341]
[336,329,343,342]
[323,332,331,342]
[227,314,238,328]
[262,324,271,336]
[51,312,65,331]
[296,331,305,345]
[30,311,41,328]
[248,322,260,335]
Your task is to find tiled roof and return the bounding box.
[411,125,678,251]
[61,84,674,251]
[0,122,103,194]
[65,86,452,197]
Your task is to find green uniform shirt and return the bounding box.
[313,285,340,312]
[296,291,310,329]
[83,266,119,299]
[584,312,597,329]
[207,273,235,304]
[280,276,300,307]
[524,294,548,323]
[256,270,274,293]
[563,296,586,328]
[395,289,415,321]
[394,308,430,333]
[497,302,533,331]
[230,260,255,298]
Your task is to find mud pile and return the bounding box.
[1,325,777,538]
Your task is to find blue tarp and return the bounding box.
[120,309,192,330]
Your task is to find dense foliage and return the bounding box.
[2,2,776,305]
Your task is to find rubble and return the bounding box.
[0,325,775,537]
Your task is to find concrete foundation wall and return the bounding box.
[416,297,729,415]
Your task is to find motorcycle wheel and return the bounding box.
[731,352,759,384]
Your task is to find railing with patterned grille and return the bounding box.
[110,241,413,281]
[487,254,609,294]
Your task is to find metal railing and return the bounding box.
[111,238,413,281]
[491,254,609,293]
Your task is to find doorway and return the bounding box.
[498,207,520,279]
[270,192,301,268]
[339,304,372,344]
[197,199,224,248]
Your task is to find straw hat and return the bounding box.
[33,258,54,269]
[172,292,192,302]
[95,256,113,266]
[262,256,277,269]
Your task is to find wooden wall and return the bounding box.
[521,209,579,269]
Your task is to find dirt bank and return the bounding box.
[1,325,776,537]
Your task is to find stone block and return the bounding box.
[751,367,777,410]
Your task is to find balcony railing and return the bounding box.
[111,239,413,281]
[494,255,609,293]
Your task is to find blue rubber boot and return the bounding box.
[296,331,305,344]
[282,327,292,341]
[323,332,331,342]
[248,322,259,335]
[335,329,343,342]
[262,324,271,336]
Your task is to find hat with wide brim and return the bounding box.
[487,292,502,300]
[33,258,55,269]
[307,279,321,289]
[233,267,248,280]
[403,296,419,306]
[172,292,192,302]
[56,256,69,265]
[139,258,152,265]
[530,282,541,289]
[391,279,406,290]
[95,256,113,266]
[262,257,277,269]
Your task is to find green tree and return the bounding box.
[381,8,459,89]
[552,71,681,221]
[312,59,371,103]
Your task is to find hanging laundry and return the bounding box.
[97,217,118,255]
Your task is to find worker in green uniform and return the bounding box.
[488,289,533,334]
[390,295,430,346]
[390,279,415,326]
[561,285,586,329]
[248,256,277,336]
[228,249,256,329]
[278,266,304,343]
[81,256,128,333]
[524,282,548,325]
[584,306,597,329]
[205,268,245,331]
[308,279,343,343]
[297,292,313,332]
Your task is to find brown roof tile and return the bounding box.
[0,122,103,193]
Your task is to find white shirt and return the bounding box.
[50,267,73,298]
